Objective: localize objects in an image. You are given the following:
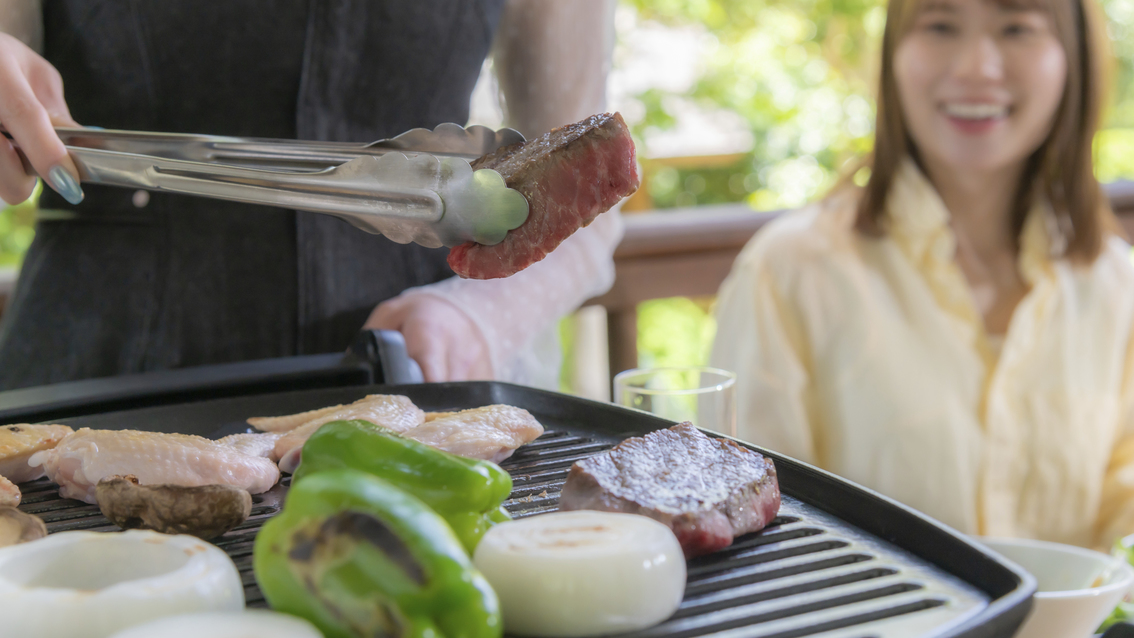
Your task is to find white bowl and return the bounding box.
[977,537,1133,638]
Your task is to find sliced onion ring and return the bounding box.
[0,530,244,638]
[108,610,323,638]
[473,511,686,637]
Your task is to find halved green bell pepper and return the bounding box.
[254,468,502,638]
[291,419,512,552]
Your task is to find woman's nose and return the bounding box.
[952,35,1004,82]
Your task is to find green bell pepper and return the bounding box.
[254,468,502,638]
[290,419,512,552]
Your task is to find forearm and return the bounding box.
[401,209,623,378]
[493,0,615,138]
[0,0,41,52]
[424,0,621,379]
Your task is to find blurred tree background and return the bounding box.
[621,0,881,212]
[0,182,37,267]
[622,0,1134,209]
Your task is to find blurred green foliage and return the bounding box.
[623,0,881,209]
[637,296,717,369]
[625,0,1134,211]
[1097,129,1134,184]
[0,182,39,268]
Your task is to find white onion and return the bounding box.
[473,511,686,637]
[108,610,323,638]
[0,530,244,638]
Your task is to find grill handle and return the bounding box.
[352,330,424,384]
[0,329,416,423]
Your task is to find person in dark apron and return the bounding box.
[0,0,620,390]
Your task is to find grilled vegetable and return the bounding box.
[291,419,512,552]
[473,511,686,637]
[96,474,252,540]
[0,529,243,638]
[108,610,324,638]
[254,468,502,638]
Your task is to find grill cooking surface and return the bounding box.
[19,427,987,638]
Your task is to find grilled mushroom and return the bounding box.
[96,475,252,540]
[0,507,47,547]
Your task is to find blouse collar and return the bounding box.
[885,159,1056,288]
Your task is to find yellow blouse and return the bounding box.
[711,161,1134,549]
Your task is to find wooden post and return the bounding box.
[607,307,638,391]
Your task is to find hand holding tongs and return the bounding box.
[11,124,530,248]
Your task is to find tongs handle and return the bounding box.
[65,146,443,222]
[52,124,524,169]
[7,124,529,248]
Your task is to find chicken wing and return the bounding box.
[271,395,425,473]
[28,428,280,504]
[217,431,284,460]
[248,394,424,433]
[0,475,19,508]
[405,405,544,463]
[0,424,74,483]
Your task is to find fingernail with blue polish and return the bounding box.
[48,165,84,205]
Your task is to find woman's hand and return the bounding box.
[364,294,493,383]
[0,32,82,205]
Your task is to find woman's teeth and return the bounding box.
[943,103,1008,120]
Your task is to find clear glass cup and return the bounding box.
[613,366,737,437]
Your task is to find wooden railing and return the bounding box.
[592,180,1134,378]
[2,181,1134,381]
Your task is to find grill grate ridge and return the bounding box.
[676,567,903,618]
[687,539,853,578]
[686,554,880,597]
[15,428,979,637]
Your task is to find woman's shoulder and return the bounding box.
[733,188,862,275]
[1085,234,1134,292]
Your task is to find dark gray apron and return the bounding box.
[0,0,504,390]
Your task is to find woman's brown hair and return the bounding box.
[855,0,1115,262]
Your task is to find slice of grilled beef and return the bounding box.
[558,422,780,558]
[448,112,639,279]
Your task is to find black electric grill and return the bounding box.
[8,381,1034,638]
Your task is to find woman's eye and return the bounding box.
[1003,22,1034,36]
[925,20,958,34]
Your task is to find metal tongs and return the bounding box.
[23,124,531,248]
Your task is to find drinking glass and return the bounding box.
[613,366,737,437]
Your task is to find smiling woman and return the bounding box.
[711,0,1134,551]
[861,0,1112,264]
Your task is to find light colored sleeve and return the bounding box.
[0,0,42,51]
[394,0,622,389]
[1095,326,1134,549]
[709,235,821,464]
[490,0,615,140]
[400,208,623,388]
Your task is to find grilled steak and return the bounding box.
[448,112,639,279]
[558,423,780,558]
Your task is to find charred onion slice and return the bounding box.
[473,511,686,637]
[0,530,243,638]
[108,610,323,638]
